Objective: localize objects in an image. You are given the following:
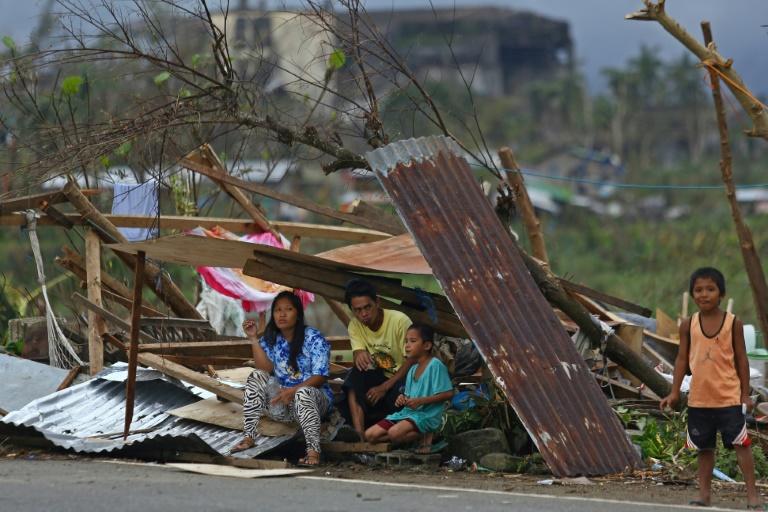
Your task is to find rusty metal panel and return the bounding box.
[367,136,641,476]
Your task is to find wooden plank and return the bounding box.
[136,352,244,403]
[242,259,467,337]
[0,213,392,242]
[185,145,277,236]
[139,317,213,329]
[164,355,249,366]
[559,279,652,318]
[0,189,100,214]
[72,292,159,343]
[320,442,391,453]
[124,250,146,439]
[346,199,406,235]
[655,308,678,339]
[85,229,106,375]
[56,365,83,391]
[594,373,660,401]
[138,340,254,357]
[178,153,402,235]
[101,289,165,318]
[102,332,245,404]
[168,453,290,470]
[63,180,202,320]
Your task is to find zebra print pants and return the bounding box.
[243,369,330,453]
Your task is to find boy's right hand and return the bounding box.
[395,394,407,407]
[659,391,680,411]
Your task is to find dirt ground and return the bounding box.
[1,442,764,510]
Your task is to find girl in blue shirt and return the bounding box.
[365,324,454,453]
[232,291,332,466]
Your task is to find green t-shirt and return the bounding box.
[348,309,411,375]
[386,357,453,433]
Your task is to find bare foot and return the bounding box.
[297,449,321,467]
[231,437,255,453]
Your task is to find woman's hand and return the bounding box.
[271,387,297,405]
[243,319,259,339]
[395,394,407,407]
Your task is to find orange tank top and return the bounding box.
[687,311,742,408]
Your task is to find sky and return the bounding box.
[1,0,767,93]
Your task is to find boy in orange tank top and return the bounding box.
[660,267,762,508]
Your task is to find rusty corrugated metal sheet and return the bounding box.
[367,136,641,477]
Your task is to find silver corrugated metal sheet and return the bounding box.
[0,367,290,459]
[0,354,69,413]
[367,137,641,477]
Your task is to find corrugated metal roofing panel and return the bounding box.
[0,368,290,459]
[367,137,641,476]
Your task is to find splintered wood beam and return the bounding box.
[184,144,278,237]
[63,180,202,320]
[178,152,402,234]
[558,279,652,318]
[124,250,146,440]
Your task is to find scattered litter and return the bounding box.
[537,476,594,486]
[444,456,467,471]
[712,468,736,482]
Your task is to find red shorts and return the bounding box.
[375,418,420,432]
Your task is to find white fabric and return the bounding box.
[112,181,159,241]
[195,279,246,337]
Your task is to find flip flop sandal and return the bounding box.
[297,452,322,468]
[688,500,709,507]
[746,504,768,510]
[230,437,255,454]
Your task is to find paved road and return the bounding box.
[0,459,737,512]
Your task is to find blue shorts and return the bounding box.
[686,406,750,451]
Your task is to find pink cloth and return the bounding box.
[192,228,314,313]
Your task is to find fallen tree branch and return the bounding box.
[626,0,768,139]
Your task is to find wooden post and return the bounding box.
[726,298,734,314]
[63,179,203,320]
[681,291,690,323]
[498,147,549,263]
[85,229,106,375]
[124,250,146,440]
[702,22,768,340]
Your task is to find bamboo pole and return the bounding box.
[85,229,106,375]
[702,21,768,340]
[124,250,146,440]
[498,147,549,263]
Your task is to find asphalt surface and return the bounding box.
[0,459,741,512]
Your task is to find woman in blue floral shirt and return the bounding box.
[232,291,332,465]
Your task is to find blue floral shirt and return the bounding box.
[259,327,333,409]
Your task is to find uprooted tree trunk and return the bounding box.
[702,22,768,340]
[515,247,672,399]
[63,179,203,320]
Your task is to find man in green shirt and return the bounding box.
[343,279,413,440]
